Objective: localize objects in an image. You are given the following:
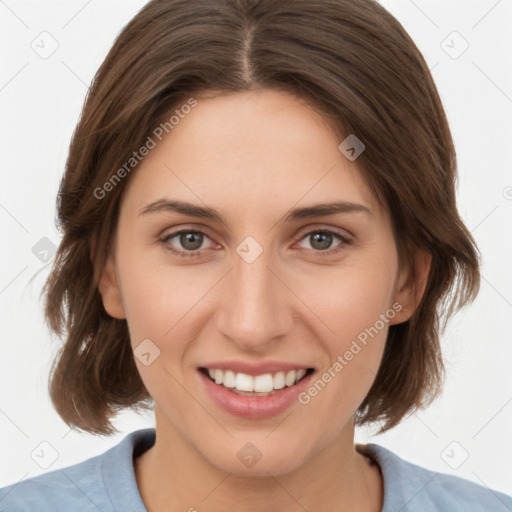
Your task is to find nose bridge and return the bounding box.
[217,242,292,349]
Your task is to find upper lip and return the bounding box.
[199,361,313,376]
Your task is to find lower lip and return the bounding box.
[199,370,314,419]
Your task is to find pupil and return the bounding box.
[178,232,332,252]
[181,232,203,250]
[311,232,332,250]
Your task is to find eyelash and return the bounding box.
[159,228,352,258]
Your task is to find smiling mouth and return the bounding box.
[199,367,315,396]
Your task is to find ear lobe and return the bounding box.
[98,254,126,319]
[389,249,432,325]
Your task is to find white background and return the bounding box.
[1,0,511,498]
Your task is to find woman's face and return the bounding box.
[100,89,414,476]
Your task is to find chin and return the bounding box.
[196,434,314,478]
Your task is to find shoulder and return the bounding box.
[0,449,108,512]
[358,443,512,512]
[0,428,155,512]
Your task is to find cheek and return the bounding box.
[116,256,203,406]
[294,252,397,408]
[117,247,209,344]
[118,237,398,352]
[296,254,398,345]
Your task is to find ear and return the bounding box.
[389,249,432,325]
[98,252,127,320]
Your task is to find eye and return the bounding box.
[296,229,351,256]
[160,227,352,259]
[160,229,214,257]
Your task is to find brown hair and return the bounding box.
[43,0,479,435]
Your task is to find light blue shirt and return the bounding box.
[1,428,511,511]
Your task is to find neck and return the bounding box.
[134,415,383,512]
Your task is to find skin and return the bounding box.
[99,89,430,512]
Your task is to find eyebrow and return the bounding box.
[139,199,372,224]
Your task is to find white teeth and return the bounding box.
[295,369,307,382]
[223,370,236,388]
[285,370,296,387]
[254,373,274,393]
[235,372,254,392]
[273,371,285,390]
[205,368,309,394]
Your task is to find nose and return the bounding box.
[215,243,295,352]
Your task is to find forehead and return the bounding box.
[120,89,384,222]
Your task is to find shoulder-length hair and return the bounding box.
[43,0,479,435]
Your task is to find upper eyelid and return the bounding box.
[160,227,216,244]
[160,221,353,236]
[161,225,352,250]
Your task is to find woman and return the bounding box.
[1,0,510,510]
